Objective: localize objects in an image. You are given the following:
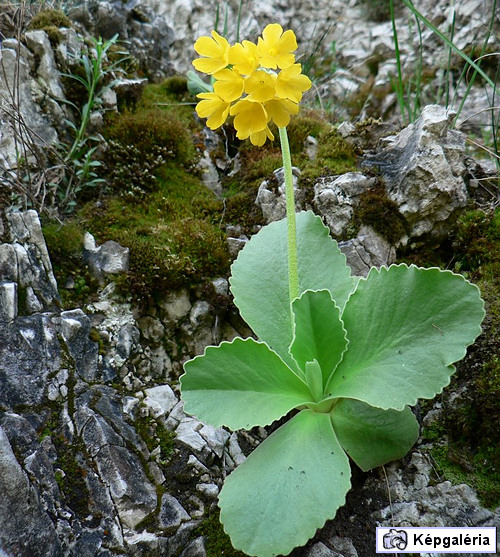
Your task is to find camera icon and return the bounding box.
[383,528,408,550]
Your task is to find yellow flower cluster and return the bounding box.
[193,24,312,146]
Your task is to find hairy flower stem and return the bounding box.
[279,127,299,303]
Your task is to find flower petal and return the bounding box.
[229,40,259,75]
[213,68,245,102]
[195,92,230,129]
[192,30,230,75]
[264,98,299,128]
[230,98,268,139]
[276,63,312,102]
[249,126,275,146]
[244,69,277,102]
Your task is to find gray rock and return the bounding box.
[159,493,190,529]
[313,173,376,238]
[116,322,141,360]
[70,0,174,80]
[124,530,160,555]
[158,288,192,324]
[330,536,359,557]
[175,417,209,456]
[0,426,63,557]
[373,450,500,549]
[24,30,65,99]
[364,105,468,238]
[83,232,129,282]
[196,482,219,499]
[148,345,173,379]
[143,385,179,418]
[256,166,303,223]
[0,282,17,321]
[179,536,206,557]
[0,313,60,408]
[339,226,396,277]
[0,42,58,171]
[211,277,229,296]
[189,300,212,330]
[60,309,99,382]
[306,542,343,557]
[137,315,165,343]
[0,211,60,313]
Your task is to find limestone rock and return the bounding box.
[256,166,303,224]
[70,0,174,80]
[83,232,129,282]
[339,225,396,277]
[159,493,190,529]
[24,30,65,99]
[0,426,63,557]
[364,105,468,238]
[0,211,59,313]
[313,173,376,238]
[0,42,58,171]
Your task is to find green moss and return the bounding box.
[453,208,500,273]
[39,24,64,46]
[42,220,98,309]
[28,9,72,32]
[286,112,330,153]
[428,442,500,509]
[100,108,197,199]
[105,108,195,166]
[314,128,359,174]
[139,79,198,127]
[353,185,410,244]
[80,163,229,305]
[161,75,189,98]
[196,510,246,557]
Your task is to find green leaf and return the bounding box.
[304,360,324,402]
[180,338,312,430]
[219,410,351,557]
[187,70,214,95]
[290,289,347,386]
[331,399,419,471]
[230,211,356,369]
[326,264,485,409]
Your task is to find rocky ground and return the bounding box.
[0,1,499,556]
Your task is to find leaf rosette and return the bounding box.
[180,211,485,557]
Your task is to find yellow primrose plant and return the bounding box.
[178,24,485,557]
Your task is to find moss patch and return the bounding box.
[42,220,98,309]
[101,108,197,199]
[353,183,410,244]
[416,206,500,509]
[28,9,72,31]
[195,510,246,557]
[425,441,500,509]
[80,162,229,305]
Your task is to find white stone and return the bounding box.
[143,385,178,418]
[0,282,17,322]
[158,289,191,323]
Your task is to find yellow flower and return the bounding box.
[250,126,275,147]
[192,24,310,145]
[276,64,312,103]
[230,98,268,141]
[193,30,230,75]
[257,23,297,70]
[229,40,260,75]
[244,69,277,102]
[195,91,231,129]
[264,98,299,128]
[213,68,245,102]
